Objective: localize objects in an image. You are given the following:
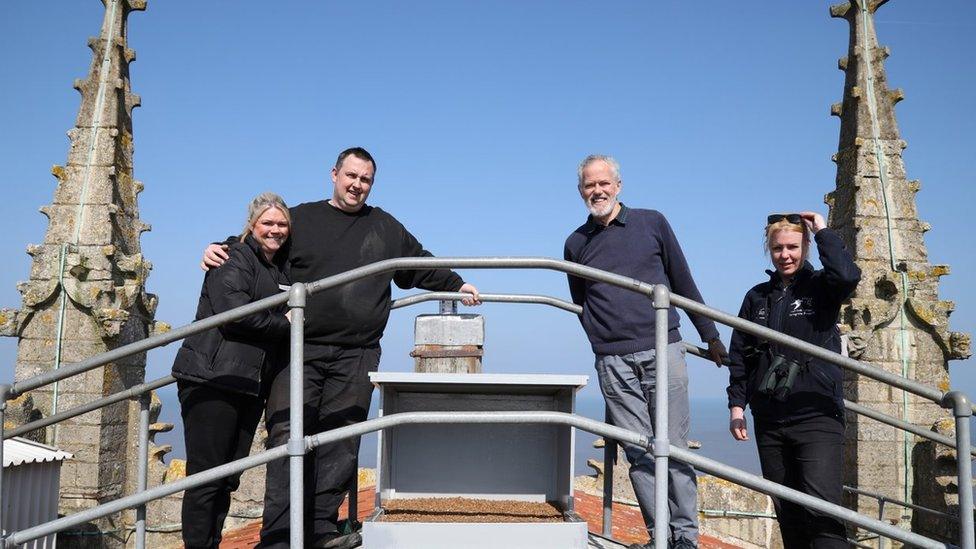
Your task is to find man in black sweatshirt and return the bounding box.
[204,147,479,549]
[563,155,724,549]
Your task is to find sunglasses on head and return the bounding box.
[767,213,803,226]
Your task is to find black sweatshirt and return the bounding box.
[726,228,861,424]
[564,204,720,355]
[284,201,463,350]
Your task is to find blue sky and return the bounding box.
[1,1,974,456]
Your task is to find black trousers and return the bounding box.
[259,344,380,548]
[755,414,848,549]
[178,380,264,549]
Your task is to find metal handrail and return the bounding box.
[2,291,962,543]
[8,327,964,457]
[845,485,953,520]
[392,291,583,314]
[1,257,971,548]
[3,257,965,409]
[681,343,976,457]
[2,411,949,549]
[3,375,176,440]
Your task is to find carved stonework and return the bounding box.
[0,1,178,546]
[828,1,971,544]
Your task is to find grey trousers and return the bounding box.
[595,341,698,545]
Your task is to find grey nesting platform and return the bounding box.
[363,372,590,549]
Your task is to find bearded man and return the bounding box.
[563,154,726,549]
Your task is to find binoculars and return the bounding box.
[758,354,802,401]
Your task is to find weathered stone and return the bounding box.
[697,475,778,549]
[2,2,161,545]
[413,313,485,373]
[828,14,969,535]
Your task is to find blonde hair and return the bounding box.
[764,219,810,259]
[240,192,291,241]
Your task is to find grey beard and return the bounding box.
[586,197,617,218]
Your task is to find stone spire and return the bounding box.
[827,0,971,542]
[0,0,164,542]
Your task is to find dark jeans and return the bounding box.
[755,414,848,549]
[259,344,380,548]
[178,380,264,549]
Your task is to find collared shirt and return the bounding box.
[583,203,631,234]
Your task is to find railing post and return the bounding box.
[651,285,670,549]
[348,456,358,532]
[0,383,9,548]
[135,392,150,549]
[602,405,615,538]
[438,299,458,315]
[943,391,974,549]
[287,283,307,549]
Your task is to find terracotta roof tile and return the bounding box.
[215,486,738,549]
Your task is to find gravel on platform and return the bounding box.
[381,497,564,523]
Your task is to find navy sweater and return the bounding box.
[564,204,720,355]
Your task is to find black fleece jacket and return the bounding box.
[726,228,861,424]
[172,236,291,396]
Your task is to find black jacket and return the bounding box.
[172,236,291,396]
[220,202,465,350]
[727,228,861,424]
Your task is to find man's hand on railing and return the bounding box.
[201,243,230,271]
[459,283,482,306]
[707,338,728,368]
[729,406,749,441]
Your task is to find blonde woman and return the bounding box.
[172,192,292,549]
[726,211,860,549]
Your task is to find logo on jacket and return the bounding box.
[788,298,814,317]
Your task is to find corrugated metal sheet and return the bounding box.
[3,438,71,548]
[3,438,72,468]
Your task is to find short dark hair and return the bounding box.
[335,147,377,174]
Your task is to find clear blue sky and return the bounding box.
[1,2,974,453]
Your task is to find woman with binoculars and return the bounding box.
[726,211,861,548]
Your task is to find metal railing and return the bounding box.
[0,257,972,549]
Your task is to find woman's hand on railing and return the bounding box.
[729,406,749,441]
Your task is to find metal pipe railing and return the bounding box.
[3,375,176,440]
[670,292,947,405]
[652,285,670,549]
[0,387,8,541]
[7,293,288,397]
[135,394,150,549]
[602,407,615,539]
[4,411,949,548]
[392,291,583,314]
[682,343,976,457]
[845,485,953,520]
[6,257,962,410]
[286,284,307,549]
[2,257,972,548]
